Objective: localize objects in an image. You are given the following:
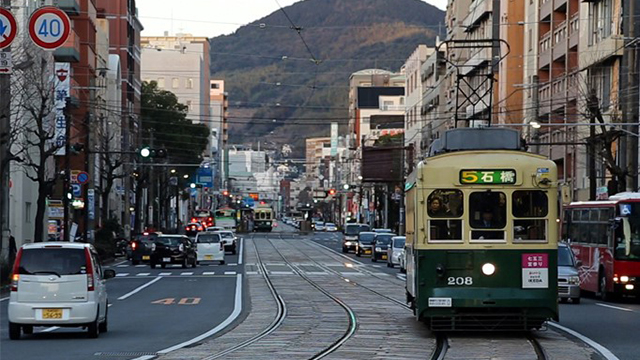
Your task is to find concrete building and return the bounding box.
[404,45,433,163]
[522,0,541,136]
[443,0,472,128]
[141,34,211,126]
[420,47,448,155]
[97,0,143,237]
[209,80,228,191]
[305,137,330,181]
[497,0,525,125]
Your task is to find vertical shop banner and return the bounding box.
[330,122,338,157]
[53,62,70,155]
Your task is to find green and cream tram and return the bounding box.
[405,127,559,331]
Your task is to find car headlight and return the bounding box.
[375,247,382,252]
[568,276,580,285]
[345,241,353,246]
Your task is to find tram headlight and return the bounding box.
[482,263,496,276]
[568,276,580,285]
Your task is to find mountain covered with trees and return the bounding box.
[209,0,445,155]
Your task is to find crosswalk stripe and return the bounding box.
[246,271,259,275]
[116,273,129,277]
[135,265,146,268]
[158,272,172,276]
[181,272,193,276]
[202,272,216,275]
[270,271,294,275]
[116,264,129,268]
[228,263,238,266]
[224,271,236,275]
[137,273,150,276]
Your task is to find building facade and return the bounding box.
[404,45,433,162]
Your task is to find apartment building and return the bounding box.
[403,45,433,162]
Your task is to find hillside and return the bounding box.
[209,0,445,155]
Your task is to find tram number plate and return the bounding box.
[447,276,473,286]
[428,297,452,307]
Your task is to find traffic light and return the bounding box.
[222,190,229,196]
[328,188,336,196]
[138,147,167,158]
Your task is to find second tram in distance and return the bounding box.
[405,127,559,331]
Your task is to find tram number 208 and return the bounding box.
[447,277,473,286]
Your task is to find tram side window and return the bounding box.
[512,191,548,242]
[470,191,506,240]
[427,190,463,241]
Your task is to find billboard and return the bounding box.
[362,146,403,182]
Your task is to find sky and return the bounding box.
[136,0,447,38]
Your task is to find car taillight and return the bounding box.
[85,248,95,291]
[10,248,23,292]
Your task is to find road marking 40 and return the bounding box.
[152,297,201,305]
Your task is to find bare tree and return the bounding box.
[94,114,126,225]
[11,54,68,242]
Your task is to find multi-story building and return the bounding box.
[141,34,211,125]
[97,0,143,236]
[403,45,432,162]
[210,80,228,190]
[535,0,581,198]
[497,0,525,125]
[420,46,447,155]
[305,137,330,182]
[443,0,472,128]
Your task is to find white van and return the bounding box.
[195,232,225,265]
[8,242,115,339]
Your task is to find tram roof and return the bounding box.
[429,127,525,156]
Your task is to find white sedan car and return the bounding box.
[325,223,338,232]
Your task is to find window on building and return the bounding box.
[172,78,179,88]
[25,202,31,223]
[210,82,219,89]
[528,29,532,51]
[186,100,192,112]
[186,78,194,89]
[157,78,165,88]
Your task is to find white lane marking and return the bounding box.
[548,322,620,360]
[376,272,390,276]
[307,272,329,275]
[246,271,258,275]
[270,271,294,275]
[224,271,236,275]
[228,263,238,266]
[372,265,381,268]
[158,272,172,276]
[181,272,193,276]
[116,264,129,268]
[132,274,243,360]
[0,297,9,302]
[238,238,243,265]
[596,303,634,312]
[136,273,150,277]
[135,265,146,268]
[397,274,407,281]
[115,273,129,277]
[39,326,60,333]
[341,272,365,276]
[111,260,128,266]
[118,276,163,301]
[202,272,216,275]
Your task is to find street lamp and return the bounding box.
[183,174,189,179]
[343,184,350,190]
[171,169,176,174]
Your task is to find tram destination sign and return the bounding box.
[460,169,516,185]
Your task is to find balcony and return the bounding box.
[539,32,552,69]
[540,0,552,21]
[539,83,552,115]
[569,14,579,49]
[553,0,567,12]
[53,29,80,63]
[54,0,80,16]
[580,35,625,69]
[463,0,491,31]
[552,22,567,61]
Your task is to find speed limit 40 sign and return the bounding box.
[28,7,71,50]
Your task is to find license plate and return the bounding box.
[365,250,371,254]
[142,255,150,260]
[382,255,388,260]
[42,309,63,319]
[205,255,213,260]
[428,297,452,307]
[163,257,171,262]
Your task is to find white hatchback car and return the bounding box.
[8,242,115,339]
[195,232,225,265]
[387,236,406,268]
[217,231,237,255]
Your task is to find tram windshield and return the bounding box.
[470,191,506,240]
[427,189,463,241]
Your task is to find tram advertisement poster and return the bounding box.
[521,253,549,289]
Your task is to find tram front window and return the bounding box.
[427,190,463,241]
[512,191,548,242]
[470,192,506,240]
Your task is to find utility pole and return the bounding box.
[63,101,72,242]
[623,0,639,192]
[588,107,597,201]
[0,0,10,259]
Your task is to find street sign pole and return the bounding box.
[0,2,15,255]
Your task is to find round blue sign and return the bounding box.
[77,171,89,184]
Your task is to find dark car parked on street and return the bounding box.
[371,233,395,262]
[342,223,370,253]
[355,232,376,257]
[150,235,197,269]
[129,232,161,264]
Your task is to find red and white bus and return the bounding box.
[562,193,640,299]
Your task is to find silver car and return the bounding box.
[387,236,406,268]
[558,243,581,304]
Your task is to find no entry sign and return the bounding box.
[28,7,70,50]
